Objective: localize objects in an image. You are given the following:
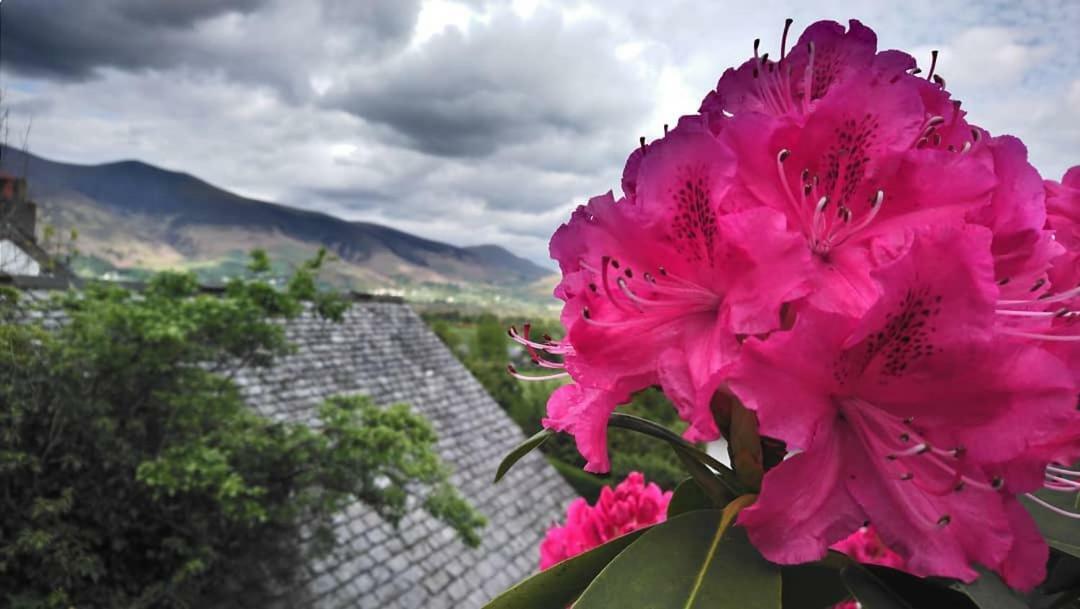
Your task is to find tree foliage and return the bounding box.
[0,252,483,608]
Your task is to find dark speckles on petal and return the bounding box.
[821,114,879,210]
[875,286,942,377]
[837,285,943,381]
[811,46,842,99]
[670,168,718,265]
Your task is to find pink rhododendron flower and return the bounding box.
[541,383,626,474]
[525,19,1060,474]
[700,20,916,130]
[520,117,811,471]
[982,171,1080,498]
[716,23,999,317]
[984,167,1080,566]
[523,17,1080,590]
[539,472,671,570]
[832,526,905,569]
[973,137,1062,291]
[728,226,1075,588]
[829,525,903,609]
[538,497,600,571]
[1045,166,1080,298]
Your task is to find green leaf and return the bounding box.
[493,428,554,483]
[840,564,915,609]
[949,569,1027,609]
[729,400,764,491]
[1022,491,1080,559]
[782,564,851,609]
[667,478,716,518]
[672,444,736,507]
[574,500,780,609]
[869,567,981,609]
[1043,552,1080,595]
[480,527,646,609]
[608,412,743,495]
[1051,540,1080,560]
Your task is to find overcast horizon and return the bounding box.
[2,0,1077,267]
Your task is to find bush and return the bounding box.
[0,254,483,608]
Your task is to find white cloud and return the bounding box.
[411,0,480,48]
[915,27,1050,89]
[2,0,1078,265]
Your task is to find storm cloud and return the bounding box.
[326,11,648,157]
[1,0,1077,265]
[0,0,422,98]
[1,0,272,79]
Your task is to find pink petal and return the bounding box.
[842,433,1009,584]
[656,318,739,443]
[996,499,1049,591]
[715,206,813,333]
[543,384,626,473]
[728,309,855,449]
[739,424,865,564]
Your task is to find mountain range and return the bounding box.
[0,145,556,308]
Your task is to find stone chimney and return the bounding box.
[0,174,36,238]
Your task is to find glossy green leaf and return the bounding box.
[949,569,1027,609]
[609,412,743,495]
[574,504,780,609]
[493,428,553,483]
[667,477,716,518]
[841,564,915,609]
[1022,491,1080,559]
[782,564,851,609]
[480,526,646,609]
[1050,540,1080,560]
[729,400,764,491]
[672,444,737,507]
[1042,552,1080,595]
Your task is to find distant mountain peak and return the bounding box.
[0,145,555,291]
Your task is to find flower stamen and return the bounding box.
[1026,493,1080,520]
[780,18,794,60]
[997,329,1080,342]
[506,364,569,382]
[508,325,574,355]
[999,285,1080,306]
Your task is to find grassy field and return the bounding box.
[70,251,561,317]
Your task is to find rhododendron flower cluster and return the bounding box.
[539,472,671,570]
[517,18,1080,590]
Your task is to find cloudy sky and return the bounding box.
[1,0,1077,266]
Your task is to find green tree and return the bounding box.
[0,253,483,609]
[472,313,510,361]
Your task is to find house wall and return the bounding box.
[0,239,41,275]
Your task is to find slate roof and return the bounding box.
[228,301,578,609]
[5,278,579,609]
